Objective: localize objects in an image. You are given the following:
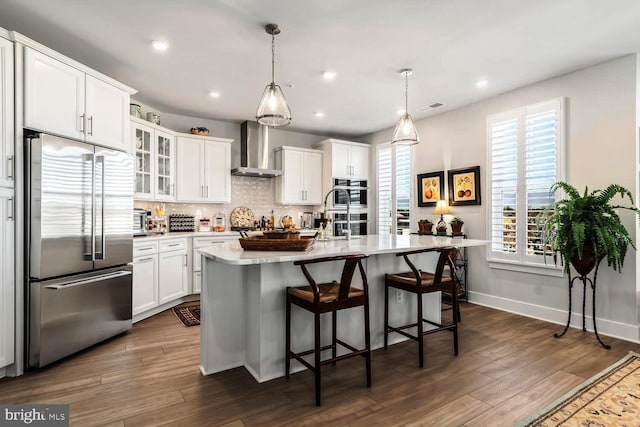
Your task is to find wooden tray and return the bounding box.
[239,236,315,251]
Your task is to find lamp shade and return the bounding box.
[392,113,419,145]
[432,200,452,215]
[256,82,291,127]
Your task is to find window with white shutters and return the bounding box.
[487,98,565,274]
[377,143,412,235]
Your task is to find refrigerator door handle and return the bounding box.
[44,270,132,290]
[95,155,106,260]
[87,152,96,261]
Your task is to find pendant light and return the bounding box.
[392,69,419,145]
[256,24,291,127]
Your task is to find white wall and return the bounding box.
[361,55,639,341]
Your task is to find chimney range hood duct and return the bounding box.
[231,121,283,177]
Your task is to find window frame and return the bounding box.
[485,97,566,276]
[377,142,412,235]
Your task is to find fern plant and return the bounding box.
[541,182,640,273]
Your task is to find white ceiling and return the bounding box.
[2,0,640,138]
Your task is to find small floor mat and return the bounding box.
[172,304,200,327]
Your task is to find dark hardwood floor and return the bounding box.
[1,302,637,426]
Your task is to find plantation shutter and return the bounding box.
[487,98,564,268]
[524,102,560,258]
[377,143,412,235]
[378,145,393,235]
[489,116,518,256]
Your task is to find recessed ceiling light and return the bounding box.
[151,40,169,51]
[322,71,337,80]
[397,109,406,116]
[209,91,221,98]
[476,79,489,88]
[314,111,325,118]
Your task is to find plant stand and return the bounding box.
[554,260,611,349]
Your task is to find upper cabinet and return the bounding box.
[23,47,134,152]
[274,146,323,205]
[314,139,370,180]
[0,36,13,189]
[131,118,176,201]
[176,134,232,203]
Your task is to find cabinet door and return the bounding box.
[0,188,14,368]
[132,122,154,199]
[176,137,204,201]
[158,250,188,304]
[193,272,201,294]
[85,75,129,152]
[24,47,85,140]
[303,152,323,205]
[132,254,158,315]
[331,143,351,178]
[155,130,176,201]
[204,140,230,203]
[280,149,304,204]
[349,144,370,179]
[0,37,14,188]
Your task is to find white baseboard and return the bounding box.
[133,294,200,323]
[467,291,640,344]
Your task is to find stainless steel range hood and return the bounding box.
[231,121,283,177]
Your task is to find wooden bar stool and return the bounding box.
[384,247,459,368]
[285,254,371,406]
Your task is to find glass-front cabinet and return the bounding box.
[155,129,175,201]
[131,118,176,201]
[134,122,153,199]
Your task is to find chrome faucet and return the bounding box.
[323,187,351,240]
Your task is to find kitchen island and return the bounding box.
[198,234,488,382]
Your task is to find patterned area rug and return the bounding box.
[520,351,640,426]
[172,304,200,327]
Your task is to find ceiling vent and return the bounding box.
[416,102,445,112]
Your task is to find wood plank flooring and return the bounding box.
[1,302,638,426]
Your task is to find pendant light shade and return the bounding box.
[256,24,291,127]
[392,69,419,145]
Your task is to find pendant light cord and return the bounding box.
[271,32,276,84]
[404,72,409,115]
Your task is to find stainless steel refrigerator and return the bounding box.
[25,130,134,367]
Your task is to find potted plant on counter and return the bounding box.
[541,182,640,275]
[417,219,433,234]
[450,217,464,235]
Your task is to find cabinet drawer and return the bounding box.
[133,241,159,257]
[193,237,237,248]
[159,238,187,253]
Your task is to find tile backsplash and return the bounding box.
[135,175,321,228]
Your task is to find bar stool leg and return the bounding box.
[417,290,424,368]
[314,311,321,406]
[285,292,291,380]
[332,311,337,366]
[453,287,459,356]
[364,299,372,387]
[384,278,389,350]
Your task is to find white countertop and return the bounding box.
[198,234,488,265]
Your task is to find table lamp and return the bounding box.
[432,200,452,235]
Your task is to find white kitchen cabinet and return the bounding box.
[0,188,14,369]
[132,253,158,315]
[176,134,232,203]
[132,118,176,200]
[274,146,323,205]
[158,248,188,304]
[192,236,237,294]
[0,36,14,189]
[315,139,370,180]
[24,47,131,152]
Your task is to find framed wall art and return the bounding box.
[417,171,444,207]
[448,166,481,206]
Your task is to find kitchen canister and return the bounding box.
[129,103,142,118]
[146,112,161,125]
